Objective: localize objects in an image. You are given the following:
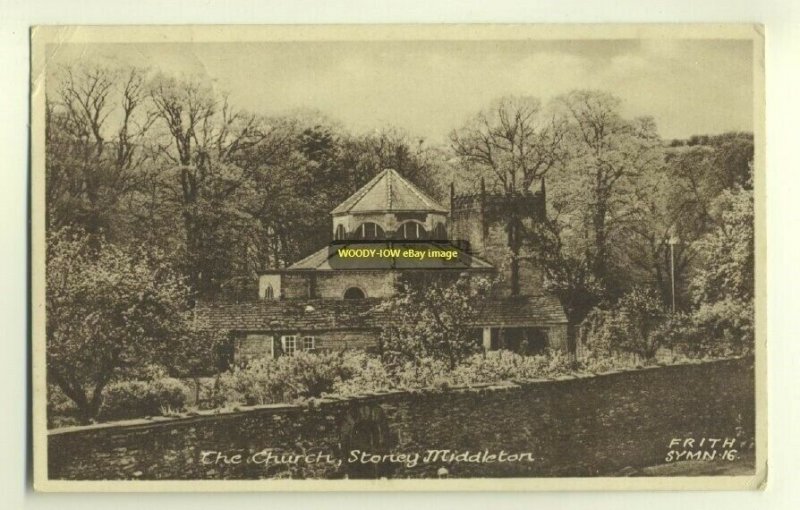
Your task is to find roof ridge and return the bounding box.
[390,169,446,211]
[330,169,389,214]
[386,168,393,209]
[331,167,447,214]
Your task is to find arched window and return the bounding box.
[396,221,427,240]
[343,287,366,300]
[354,222,385,240]
[432,222,447,240]
[334,224,346,240]
[265,285,274,300]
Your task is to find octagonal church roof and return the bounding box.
[331,168,448,215]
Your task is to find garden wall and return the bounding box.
[47,357,755,480]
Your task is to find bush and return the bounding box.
[217,350,363,406]
[333,353,393,395]
[449,350,574,384]
[47,384,82,428]
[394,357,453,389]
[99,377,190,421]
[580,288,668,360]
[653,304,752,358]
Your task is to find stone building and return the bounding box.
[199,168,567,363]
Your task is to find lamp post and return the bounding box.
[667,233,680,313]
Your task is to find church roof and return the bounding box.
[331,168,448,215]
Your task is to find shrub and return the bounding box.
[47,384,82,428]
[449,350,574,384]
[653,304,751,358]
[393,357,452,389]
[333,353,393,395]
[99,377,190,421]
[47,384,78,415]
[580,288,668,360]
[217,350,364,406]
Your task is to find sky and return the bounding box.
[45,39,754,143]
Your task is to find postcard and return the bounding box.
[30,24,766,491]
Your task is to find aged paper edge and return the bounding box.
[29,23,767,492]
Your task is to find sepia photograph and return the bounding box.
[29,24,765,491]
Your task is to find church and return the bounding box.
[199,168,568,363]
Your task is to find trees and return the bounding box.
[46,229,192,422]
[688,184,755,352]
[378,275,496,370]
[553,90,664,297]
[581,287,668,360]
[500,91,663,352]
[46,64,153,238]
[450,96,567,295]
[147,74,280,298]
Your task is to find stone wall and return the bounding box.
[47,357,755,480]
[316,271,397,299]
[235,331,380,362]
[281,274,310,299]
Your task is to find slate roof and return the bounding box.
[331,168,448,215]
[196,299,383,332]
[476,296,568,326]
[196,295,567,333]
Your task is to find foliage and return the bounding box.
[450,95,567,295]
[46,228,193,422]
[581,287,668,360]
[332,353,394,395]
[377,275,497,369]
[216,350,361,406]
[98,378,191,421]
[679,184,754,354]
[509,90,665,353]
[551,90,664,297]
[450,350,574,384]
[43,62,757,425]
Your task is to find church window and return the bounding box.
[334,224,346,240]
[432,222,447,240]
[355,222,385,240]
[265,285,274,300]
[397,221,427,240]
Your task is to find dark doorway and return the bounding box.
[343,287,366,300]
[502,327,548,355]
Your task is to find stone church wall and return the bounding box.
[316,271,396,299]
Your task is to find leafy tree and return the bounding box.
[524,215,606,353]
[377,275,496,370]
[581,287,668,360]
[616,132,753,311]
[510,91,664,351]
[553,90,664,296]
[46,229,192,422]
[689,184,755,352]
[156,321,229,403]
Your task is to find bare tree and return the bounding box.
[46,64,153,236]
[147,74,288,297]
[450,96,567,295]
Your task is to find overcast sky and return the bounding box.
[47,39,754,143]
